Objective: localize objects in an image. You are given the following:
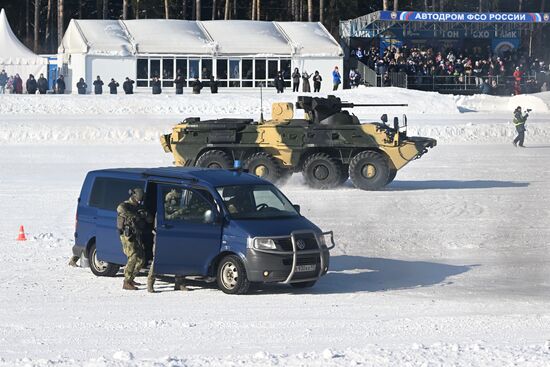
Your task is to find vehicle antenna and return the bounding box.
[260,83,265,123]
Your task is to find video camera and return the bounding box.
[526,108,532,113]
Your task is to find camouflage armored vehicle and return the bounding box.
[161,95,436,190]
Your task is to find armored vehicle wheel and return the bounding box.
[244,152,282,183]
[89,243,120,277]
[349,151,390,190]
[290,280,316,289]
[217,255,250,295]
[302,153,342,189]
[195,150,232,169]
[387,169,397,185]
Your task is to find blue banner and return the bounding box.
[379,11,549,23]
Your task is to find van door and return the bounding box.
[154,184,222,275]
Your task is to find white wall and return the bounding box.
[87,56,137,93]
[292,57,343,93]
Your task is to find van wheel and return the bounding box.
[244,152,282,183]
[89,243,120,277]
[290,280,316,289]
[195,150,232,169]
[349,151,389,190]
[217,255,250,294]
[302,153,342,189]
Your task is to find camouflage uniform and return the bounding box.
[117,188,152,290]
[147,189,187,293]
[512,107,528,147]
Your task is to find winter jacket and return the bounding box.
[192,80,203,94]
[332,70,341,85]
[77,81,87,95]
[151,80,162,95]
[292,71,301,83]
[108,81,119,94]
[174,76,186,94]
[26,78,38,94]
[93,80,104,94]
[37,77,48,94]
[0,72,8,86]
[274,76,285,92]
[313,74,322,91]
[210,80,219,94]
[301,73,311,92]
[56,78,66,94]
[123,80,134,94]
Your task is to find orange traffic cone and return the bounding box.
[17,225,27,241]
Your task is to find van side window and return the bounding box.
[162,187,213,224]
[89,178,144,211]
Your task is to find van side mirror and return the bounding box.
[204,209,216,224]
[293,204,301,214]
[380,114,388,124]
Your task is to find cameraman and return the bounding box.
[512,106,530,148]
[116,188,153,290]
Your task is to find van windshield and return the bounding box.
[216,184,299,220]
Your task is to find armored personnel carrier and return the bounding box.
[161,95,436,190]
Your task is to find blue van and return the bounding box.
[73,167,335,294]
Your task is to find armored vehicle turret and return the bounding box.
[161,95,436,190]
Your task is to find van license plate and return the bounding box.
[295,265,316,272]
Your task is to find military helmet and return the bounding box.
[129,187,144,202]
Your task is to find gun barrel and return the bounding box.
[348,103,409,107]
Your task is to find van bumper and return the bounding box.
[245,231,334,283]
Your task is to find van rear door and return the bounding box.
[154,184,222,275]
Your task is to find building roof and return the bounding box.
[0,8,48,65]
[59,19,342,57]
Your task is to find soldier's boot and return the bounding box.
[131,280,142,286]
[147,279,156,293]
[68,256,79,267]
[123,279,138,290]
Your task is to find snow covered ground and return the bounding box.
[1,88,550,366]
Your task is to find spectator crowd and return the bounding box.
[352,44,550,95]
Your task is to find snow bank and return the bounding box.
[2,89,550,144]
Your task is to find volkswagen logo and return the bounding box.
[296,239,306,250]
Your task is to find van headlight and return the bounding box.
[253,238,277,250]
[317,235,327,248]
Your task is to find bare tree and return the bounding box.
[34,0,40,52]
[182,0,187,19]
[26,0,30,38]
[224,0,230,19]
[382,0,388,11]
[123,0,128,19]
[320,0,323,23]
[165,0,170,18]
[195,0,200,20]
[308,0,312,22]
[57,0,63,47]
[393,0,398,11]
[135,0,140,19]
[252,0,256,20]
[103,0,108,19]
[212,0,216,19]
[256,0,260,20]
[46,0,52,48]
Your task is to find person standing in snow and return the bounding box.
[301,71,311,92]
[93,76,104,95]
[313,71,322,92]
[37,73,48,94]
[76,78,87,94]
[151,76,162,95]
[26,74,38,94]
[0,69,8,94]
[56,75,66,94]
[210,75,219,94]
[512,106,529,148]
[117,188,153,291]
[174,74,186,94]
[192,78,203,94]
[292,67,301,92]
[274,71,285,93]
[123,77,134,94]
[13,74,23,94]
[108,78,119,94]
[332,66,341,91]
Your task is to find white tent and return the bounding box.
[58,19,343,93]
[0,8,48,84]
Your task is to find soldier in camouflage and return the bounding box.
[117,188,153,290]
[147,188,188,293]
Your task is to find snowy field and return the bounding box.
[1,88,550,366]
